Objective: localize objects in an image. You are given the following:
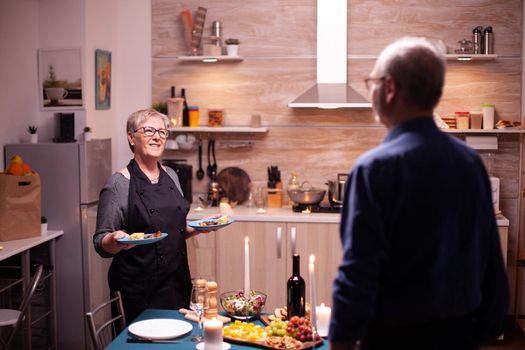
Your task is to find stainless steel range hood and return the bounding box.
[288,0,371,109]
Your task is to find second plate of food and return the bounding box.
[188,217,235,230]
[118,232,168,245]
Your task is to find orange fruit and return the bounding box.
[8,163,24,176]
[10,155,23,165]
[21,163,30,173]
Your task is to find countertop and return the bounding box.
[0,230,64,261]
[187,205,510,226]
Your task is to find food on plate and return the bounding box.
[198,215,229,226]
[129,232,145,240]
[496,120,521,129]
[128,231,162,240]
[286,316,321,342]
[272,304,311,321]
[265,335,302,349]
[223,320,267,341]
[220,290,266,317]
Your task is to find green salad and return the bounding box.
[221,290,266,316]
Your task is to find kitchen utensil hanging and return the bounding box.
[207,139,213,179]
[211,138,217,175]
[196,138,204,180]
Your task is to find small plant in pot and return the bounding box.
[27,125,38,144]
[83,126,93,141]
[224,38,240,56]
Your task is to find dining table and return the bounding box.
[106,309,329,349]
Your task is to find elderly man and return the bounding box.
[329,37,509,350]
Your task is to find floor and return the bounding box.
[481,323,525,350]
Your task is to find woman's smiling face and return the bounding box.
[128,116,167,160]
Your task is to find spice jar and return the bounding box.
[455,111,470,129]
[189,106,199,127]
[470,111,482,129]
[208,109,223,127]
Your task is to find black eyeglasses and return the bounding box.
[133,126,169,139]
[364,76,386,90]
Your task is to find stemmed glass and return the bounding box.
[190,282,207,342]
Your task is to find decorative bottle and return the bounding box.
[181,88,190,126]
[287,254,305,318]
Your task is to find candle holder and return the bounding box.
[219,290,267,320]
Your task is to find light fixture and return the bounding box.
[202,57,218,63]
[457,56,472,61]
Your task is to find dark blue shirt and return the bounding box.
[329,117,508,343]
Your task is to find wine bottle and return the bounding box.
[287,254,305,318]
[181,88,189,126]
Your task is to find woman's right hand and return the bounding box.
[101,230,135,255]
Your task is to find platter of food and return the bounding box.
[188,215,234,230]
[117,231,168,245]
[222,318,323,350]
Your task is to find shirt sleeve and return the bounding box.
[93,174,128,258]
[329,163,390,342]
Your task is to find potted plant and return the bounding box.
[83,126,93,141]
[152,102,168,115]
[27,125,38,144]
[43,65,68,104]
[224,38,240,56]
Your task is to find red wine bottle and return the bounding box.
[181,88,189,126]
[287,254,305,318]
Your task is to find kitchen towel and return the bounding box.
[0,173,41,241]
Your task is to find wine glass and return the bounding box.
[190,283,207,342]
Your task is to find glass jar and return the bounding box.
[455,111,470,129]
[189,106,199,127]
[208,109,223,127]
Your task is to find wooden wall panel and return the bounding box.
[153,0,523,313]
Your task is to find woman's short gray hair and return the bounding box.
[126,109,170,152]
[126,109,169,134]
[377,37,446,110]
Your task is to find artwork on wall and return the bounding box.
[38,48,84,110]
[95,49,111,110]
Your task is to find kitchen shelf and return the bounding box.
[445,54,497,61]
[442,128,524,134]
[168,126,268,133]
[177,55,244,63]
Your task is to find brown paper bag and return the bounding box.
[0,173,41,241]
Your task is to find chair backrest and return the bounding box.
[1,264,44,350]
[85,291,126,350]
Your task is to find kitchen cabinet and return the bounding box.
[214,221,341,312]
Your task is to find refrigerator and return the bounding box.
[5,139,112,349]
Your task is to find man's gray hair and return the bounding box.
[377,37,446,110]
[126,109,170,134]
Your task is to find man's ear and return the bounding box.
[384,76,397,104]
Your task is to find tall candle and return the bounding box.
[308,254,317,337]
[244,237,250,299]
[203,317,223,350]
[290,227,297,255]
[316,303,331,337]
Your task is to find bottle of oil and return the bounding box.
[181,88,190,126]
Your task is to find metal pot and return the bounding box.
[326,173,348,206]
[288,181,326,205]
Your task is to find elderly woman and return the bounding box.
[94,109,199,322]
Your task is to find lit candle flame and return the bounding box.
[245,236,249,244]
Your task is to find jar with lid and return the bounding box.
[287,172,300,207]
[208,108,223,127]
[455,111,470,129]
[189,106,199,127]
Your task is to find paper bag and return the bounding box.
[0,173,41,241]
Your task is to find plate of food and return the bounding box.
[188,215,234,230]
[128,318,192,340]
[117,231,168,245]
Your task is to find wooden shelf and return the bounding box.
[168,126,268,133]
[442,128,524,134]
[177,55,243,62]
[445,54,497,61]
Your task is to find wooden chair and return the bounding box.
[0,264,44,350]
[85,291,126,350]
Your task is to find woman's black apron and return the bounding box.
[108,159,192,322]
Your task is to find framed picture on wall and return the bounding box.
[38,48,84,110]
[95,49,111,110]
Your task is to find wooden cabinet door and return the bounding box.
[187,232,216,281]
[215,221,288,312]
[286,223,342,308]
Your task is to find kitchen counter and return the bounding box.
[187,205,510,226]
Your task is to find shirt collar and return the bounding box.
[383,116,437,143]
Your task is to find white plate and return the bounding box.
[196,342,231,350]
[128,319,192,340]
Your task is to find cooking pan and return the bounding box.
[288,181,326,205]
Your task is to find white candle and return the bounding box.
[290,227,297,255]
[244,237,250,299]
[256,208,266,214]
[203,317,223,350]
[316,303,331,337]
[308,254,317,337]
[194,206,204,212]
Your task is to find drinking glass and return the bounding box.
[190,283,207,342]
